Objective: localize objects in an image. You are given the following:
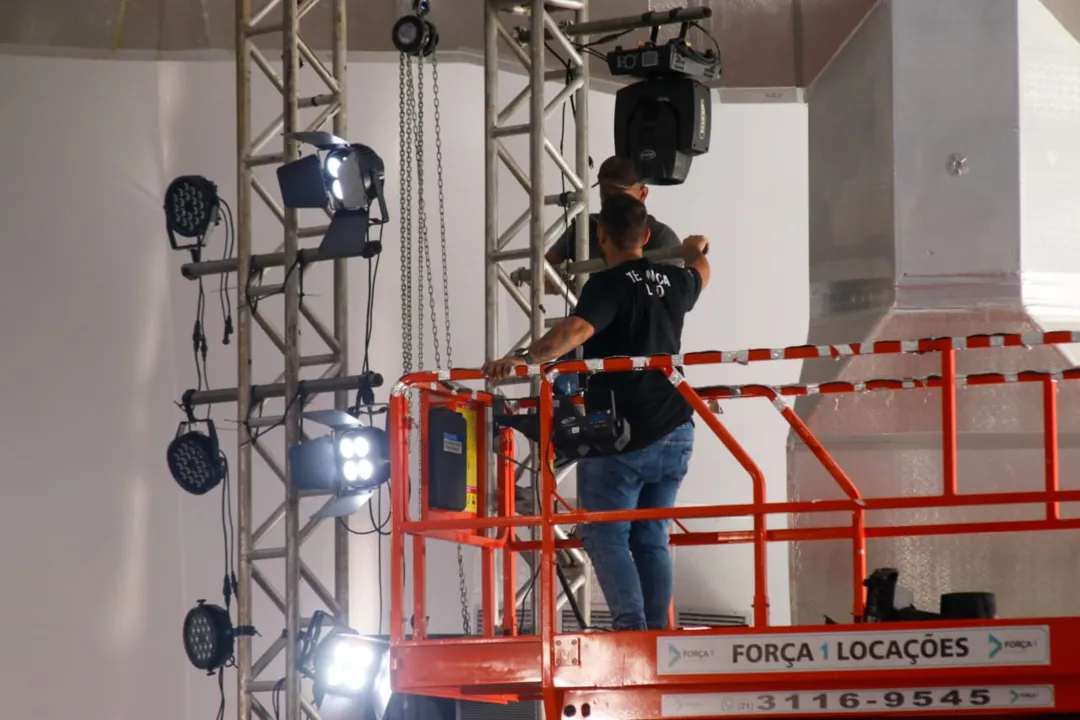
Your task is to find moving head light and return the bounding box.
[609,20,720,186]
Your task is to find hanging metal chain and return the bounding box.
[416,58,444,372]
[433,54,453,370]
[415,57,427,371]
[399,53,416,375]
[398,49,470,636]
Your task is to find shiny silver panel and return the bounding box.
[790,0,1080,626]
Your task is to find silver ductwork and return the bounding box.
[788,0,1080,625]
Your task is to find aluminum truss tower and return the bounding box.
[181,1,350,719]
[483,0,592,628]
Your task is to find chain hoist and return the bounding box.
[397,17,468,634]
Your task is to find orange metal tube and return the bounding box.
[773,399,866,620]
[399,486,1080,534]
[537,380,558,708]
[1043,377,1060,521]
[500,429,519,636]
[942,348,958,496]
[389,392,410,645]
[672,376,769,627]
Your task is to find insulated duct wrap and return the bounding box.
[789,0,1080,625]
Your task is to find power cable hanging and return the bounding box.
[398,37,470,636]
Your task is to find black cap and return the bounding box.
[592,156,641,188]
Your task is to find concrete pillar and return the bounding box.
[789,0,1080,625]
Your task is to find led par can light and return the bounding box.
[183,600,234,672]
[167,419,225,496]
[164,175,221,251]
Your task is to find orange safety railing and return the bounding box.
[386,330,1080,716]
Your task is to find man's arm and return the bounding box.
[483,273,619,380]
[481,316,595,380]
[681,234,711,290]
[542,222,573,294]
[525,316,595,363]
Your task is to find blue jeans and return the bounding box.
[576,422,694,631]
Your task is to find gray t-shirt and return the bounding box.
[549,213,681,264]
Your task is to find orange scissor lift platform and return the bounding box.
[386,330,1080,720]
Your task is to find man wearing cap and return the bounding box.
[545,155,681,271]
[546,156,681,394]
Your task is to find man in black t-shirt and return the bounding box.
[546,155,681,395]
[483,194,711,631]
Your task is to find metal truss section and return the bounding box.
[178,0,349,719]
[483,0,592,634]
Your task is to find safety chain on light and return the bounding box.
[398,46,470,636]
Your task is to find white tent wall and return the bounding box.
[0,52,807,720]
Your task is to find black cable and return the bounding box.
[272,678,285,720]
[690,21,722,59]
[218,198,236,345]
[336,483,392,537]
[193,276,211,419]
[580,28,634,49]
[362,225,385,376]
[216,668,226,720]
[243,390,304,446]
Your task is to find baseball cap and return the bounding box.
[592,156,641,189]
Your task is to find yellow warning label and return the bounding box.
[459,407,478,514]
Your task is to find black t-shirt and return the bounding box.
[550,213,681,264]
[571,258,703,452]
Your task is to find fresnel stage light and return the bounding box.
[311,631,396,720]
[288,406,390,520]
[275,132,389,259]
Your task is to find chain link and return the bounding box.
[433,54,453,369]
[416,58,444,372]
[399,53,415,375]
[398,49,470,636]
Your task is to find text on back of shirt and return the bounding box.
[625,267,672,297]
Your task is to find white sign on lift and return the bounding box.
[656,626,1049,675]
